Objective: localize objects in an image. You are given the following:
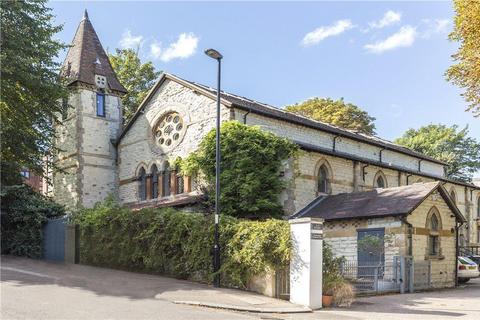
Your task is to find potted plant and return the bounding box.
[322,243,354,307]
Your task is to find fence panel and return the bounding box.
[42,216,67,262]
[340,258,401,294]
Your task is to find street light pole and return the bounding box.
[205,48,223,288]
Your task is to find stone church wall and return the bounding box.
[118,79,230,204]
[53,93,80,209]
[54,88,122,210]
[115,79,479,245]
[233,110,445,177]
[406,192,457,288]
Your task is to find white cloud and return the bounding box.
[368,10,402,29]
[421,19,451,38]
[364,25,417,54]
[149,41,162,59]
[159,33,199,62]
[119,29,144,49]
[301,20,354,46]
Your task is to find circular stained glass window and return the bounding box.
[153,112,185,149]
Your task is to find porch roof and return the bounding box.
[292,182,465,223]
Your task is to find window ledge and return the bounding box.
[425,255,445,261]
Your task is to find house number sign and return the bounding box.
[311,223,323,240]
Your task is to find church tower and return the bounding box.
[54,10,127,209]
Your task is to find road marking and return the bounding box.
[1,267,57,279]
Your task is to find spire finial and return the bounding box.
[83,9,89,20]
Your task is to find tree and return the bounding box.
[285,97,376,135]
[0,0,69,186]
[394,124,480,182]
[109,48,160,122]
[446,0,480,117]
[1,185,64,258]
[182,121,298,219]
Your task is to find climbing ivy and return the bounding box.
[182,121,298,219]
[73,199,291,288]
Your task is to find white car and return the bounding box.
[458,256,480,283]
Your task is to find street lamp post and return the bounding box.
[205,48,223,288]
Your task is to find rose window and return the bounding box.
[154,112,185,149]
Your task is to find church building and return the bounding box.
[54,12,480,249]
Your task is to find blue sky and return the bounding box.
[50,1,478,153]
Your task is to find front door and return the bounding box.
[357,228,385,278]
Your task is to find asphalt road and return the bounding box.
[2,256,480,320]
[1,257,256,320]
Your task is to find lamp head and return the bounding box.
[205,48,223,60]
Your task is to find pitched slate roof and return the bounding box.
[292,182,465,222]
[61,10,126,93]
[119,73,445,165]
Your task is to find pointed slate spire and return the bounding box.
[61,11,126,93]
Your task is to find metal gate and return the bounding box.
[42,216,67,262]
[341,257,401,294]
[275,266,290,300]
[357,228,385,278]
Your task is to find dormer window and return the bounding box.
[96,92,105,117]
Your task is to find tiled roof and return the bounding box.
[119,72,447,164]
[185,79,447,166]
[292,182,465,222]
[61,10,126,93]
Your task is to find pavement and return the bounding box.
[2,255,480,320]
[0,256,307,319]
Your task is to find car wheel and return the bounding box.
[458,278,470,283]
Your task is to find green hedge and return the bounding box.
[74,199,291,288]
[1,185,65,258]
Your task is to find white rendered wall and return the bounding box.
[289,217,324,309]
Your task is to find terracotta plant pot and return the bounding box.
[322,295,333,307]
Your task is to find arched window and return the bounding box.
[151,165,158,199]
[176,165,184,194]
[477,196,480,218]
[317,164,330,194]
[427,208,441,256]
[138,167,147,201]
[162,162,171,197]
[374,171,387,188]
[450,189,457,205]
[430,214,439,231]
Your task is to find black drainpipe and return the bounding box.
[401,217,413,256]
[333,135,340,152]
[406,174,413,185]
[418,159,423,173]
[362,164,369,182]
[379,147,386,163]
[243,109,251,124]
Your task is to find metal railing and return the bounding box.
[340,258,401,294]
[460,245,480,256]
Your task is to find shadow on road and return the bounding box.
[1,255,218,300]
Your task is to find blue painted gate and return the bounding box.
[42,216,67,262]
